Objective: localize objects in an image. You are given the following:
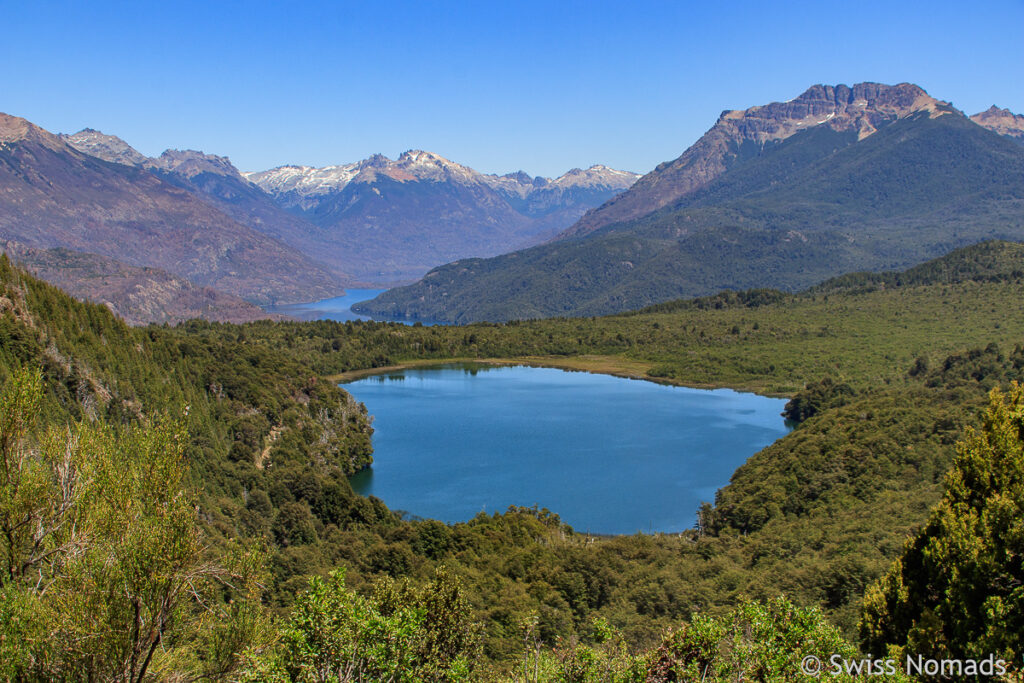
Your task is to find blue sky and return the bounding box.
[3,0,1022,177]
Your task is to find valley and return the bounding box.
[1,114,638,326]
[2,53,1023,678]
[3,237,1023,678]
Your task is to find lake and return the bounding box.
[264,289,388,322]
[266,289,448,325]
[343,364,791,534]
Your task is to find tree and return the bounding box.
[530,598,911,682]
[0,366,266,681]
[861,383,1024,677]
[241,566,479,682]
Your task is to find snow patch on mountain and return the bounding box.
[246,153,639,205]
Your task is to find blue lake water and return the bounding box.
[265,289,388,322]
[266,289,445,325]
[343,364,791,534]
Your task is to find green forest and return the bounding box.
[1,241,1023,680]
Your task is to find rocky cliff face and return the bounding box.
[971,105,1024,144]
[558,82,955,240]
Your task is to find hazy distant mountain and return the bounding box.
[0,113,344,306]
[247,154,639,282]
[355,83,1024,323]
[481,165,640,239]
[971,105,1024,144]
[2,242,286,325]
[58,124,637,301]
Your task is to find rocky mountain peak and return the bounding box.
[979,105,1013,117]
[62,128,149,166]
[970,105,1024,142]
[551,165,641,190]
[389,150,479,184]
[363,153,390,168]
[506,170,535,185]
[480,165,639,201]
[396,149,462,169]
[397,149,443,163]
[558,82,955,239]
[150,149,244,179]
[0,113,67,151]
[713,82,953,146]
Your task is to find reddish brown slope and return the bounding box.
[0,113,343,305]
[2,242,288,325]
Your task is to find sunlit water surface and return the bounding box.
[265,289,446,325]
[344,364,790,534]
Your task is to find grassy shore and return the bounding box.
[328,354,795,396]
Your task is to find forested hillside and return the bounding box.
[2,242,1023,679]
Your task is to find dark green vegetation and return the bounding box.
[359,111,1024,323]
[2,241,1024,679]
[862,384,1024,673]
[240,567,480,682]
[0,368,266,680]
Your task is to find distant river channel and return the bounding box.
[343,364,791,534]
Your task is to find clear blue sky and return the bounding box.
[4,0,1022,177]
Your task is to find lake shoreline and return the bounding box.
[329,355,796,398]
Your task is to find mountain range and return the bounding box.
[0,113,346,307]
[64,129,639,285]
[246,155,638,283]
[355,83,1024,323]
[0,116,636,323]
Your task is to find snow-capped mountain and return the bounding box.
[248,155,637,208]
[245,154,639,282]
[483,164,640,198]
[62,128,639,285]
